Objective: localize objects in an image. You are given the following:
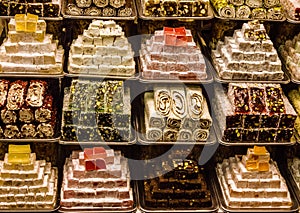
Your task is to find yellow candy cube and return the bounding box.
[8,144,31,154]
[15,14,26,32]
[8,153,30,164]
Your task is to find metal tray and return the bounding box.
[135,0,214,21]
[64,72,139,80]
[137,57,214,84]
[285,162,300,208]
[135,91,216,145]
[136,171,219,213]
[58,181,137,213]
[213,167,299,213]
[61,0,137,20]
[211,6,286,22]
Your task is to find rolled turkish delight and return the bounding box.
[35,95,54,123]
[26,80,47,108]
[267,6,283,20]
[36,123,54,138]
[66,4,83,15]
[21,124,36,138]
[264,0,280,8]
[193,128,209,141]
[102,6,116,16]
[166,113,181,129]
[0,80,9,108]
[171,88,186,119]
[229,0,244,6]
[44,3,60,17]
[75,0,92,8]
[1,109,17,124]
[117,7,132,16]
[236,5,251,18]
[19,107,35,123]
[217,3,235,18]
[186,86,204,119]
[109,0,125,8]
[154,87,171,117]
[144,92,166,129]
[4,125,20,138]
[7,80,27,110]
[163,127,178,142]
[198,99,212,129]
[228,83,250,113]
[93,0,109,7]
[145,112,163,141]
[245,0,263,7]
[251,7,266,19]
[0,1,9,16]
[178,129,192,141]
[84,7,102,16]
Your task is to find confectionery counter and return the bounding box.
[134,84,216,145]
[135,0,214,20]
[62,0,137,20]
[59,78,136,145]
[214,146,299,212]
[213,83,298,145]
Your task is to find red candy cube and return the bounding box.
[96,158,107,170]
[84,148,93,159]
[85,160,96,171]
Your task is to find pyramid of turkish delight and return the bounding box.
[60,146,134,209]
[0,14,64,74]
[68,20,135,76]
[217,146,293,208]
[213,83,297,142]
[144,85,212,142]
[61,79,131,142]
[0,144,58,209]
[140,27,207,80]
[279,32,300,79]
[212,20,284,80]
[0,79,57,139]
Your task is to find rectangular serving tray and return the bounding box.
[136,170,219,213]
[213,167,299,212]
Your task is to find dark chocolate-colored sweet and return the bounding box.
[279,114,297,128]
[9,2,26,16]
[250,87,266,113]
[62,125,78,141]
[43,3,60,17]
[193,0,208,16]
[243,129,259,142]
[178,0,193,16]
[276,129,293,142]
[261,114,280,128]
[223,128,243,142]
[232,86,250,113]
[27,3,43,16]
[244,114,260,129]
[162,0,178,16]
[113,113,130,128]
[0,1,9,16]
[258,129,276,142]
[226,115,243,128]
